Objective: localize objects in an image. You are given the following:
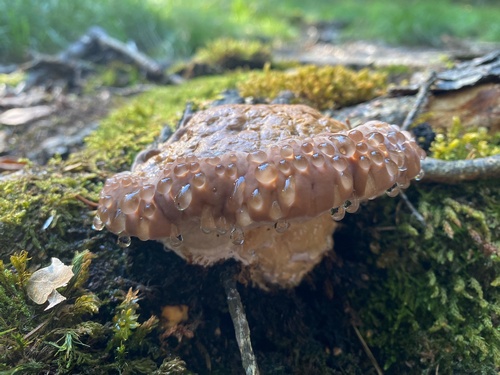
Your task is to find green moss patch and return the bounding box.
[238,64,387,110]
[345,181,500,373]
[430,117,500,160]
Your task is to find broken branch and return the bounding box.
[402,71,436,131]
[421,155,500,183]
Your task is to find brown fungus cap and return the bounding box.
[95,104,425,288]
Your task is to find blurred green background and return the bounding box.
[1,0,499,63]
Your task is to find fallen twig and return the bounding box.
[352,323,384,375]
[222,272,260,375]
[400,192,426,227]
[401,71,436,131]
[75,194,99,209]
[421,155,500,183]
[86,27,165,80]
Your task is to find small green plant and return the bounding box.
[430,117,500,160]
[0,250,187,373]
[238,64,387,110]
[0,250,101,372]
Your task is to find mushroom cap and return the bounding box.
[96,104,425,287]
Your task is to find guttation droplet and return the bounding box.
[414,169,425,181]
[174,184,192,211]
[344,198,360,214]
[169,234,183,248]
[230,227,245,245]
[330,206,346,221]
[92,215,104,231]
[386,183,400,197]
[274,219,290,233]
[117,235,131,248]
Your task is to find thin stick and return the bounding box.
[87,27,164,79]
[421,155,500,183]
[402,71,436,131]
[75,194,99,209]
[400,192,426,227]
[222,274,260,375]
[352,323,384,375]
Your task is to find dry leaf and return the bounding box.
[26,257,74,310]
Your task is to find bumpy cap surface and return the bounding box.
[95,104,425,287]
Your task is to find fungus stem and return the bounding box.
[222,274,260,375]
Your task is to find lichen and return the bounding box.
[238,64,387,110]
[430,116,500,160]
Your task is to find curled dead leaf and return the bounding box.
[26,257,74,310]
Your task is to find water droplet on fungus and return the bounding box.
[192,172,206,188]
[293,155,308,172]
[92,215,104,231]
[344,198,360,213]
[174,184,192,211]
[117,235,132,248]
[330,206,346,221]
[122,190,141,214]
[332,155,348,172]
[174,163,189,177]
[274,219,290,233]
[200,206,216,234]
[348,129,364,142]
[415,169,425,181]
[140,184,155,201]
[280,176,296,207]
[386,183,400,197]
[157,177,173,195]
[230,227,245,245]
[248,150,267,163]
[255,162,278,184]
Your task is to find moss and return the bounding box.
[84,61,145,91]
[238,64,387,110]
[0,250,191,374]
[0,162,101,259]
[346,180,500,373]
[2,66,499,373]
[0,73,247,260]
[193,37,271,69]
[0,73,245,372]
[0,71,26,86]
[83,73,246,171]
[430,116,500,160]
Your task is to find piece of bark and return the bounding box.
[328,96,416,128]
[0,105,56,126]
[427,83,499,133]
[0,90,47,108]
[434,50,500,91]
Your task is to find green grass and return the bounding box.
[0,0,499,63]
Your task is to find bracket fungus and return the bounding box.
[95,104,425,288]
